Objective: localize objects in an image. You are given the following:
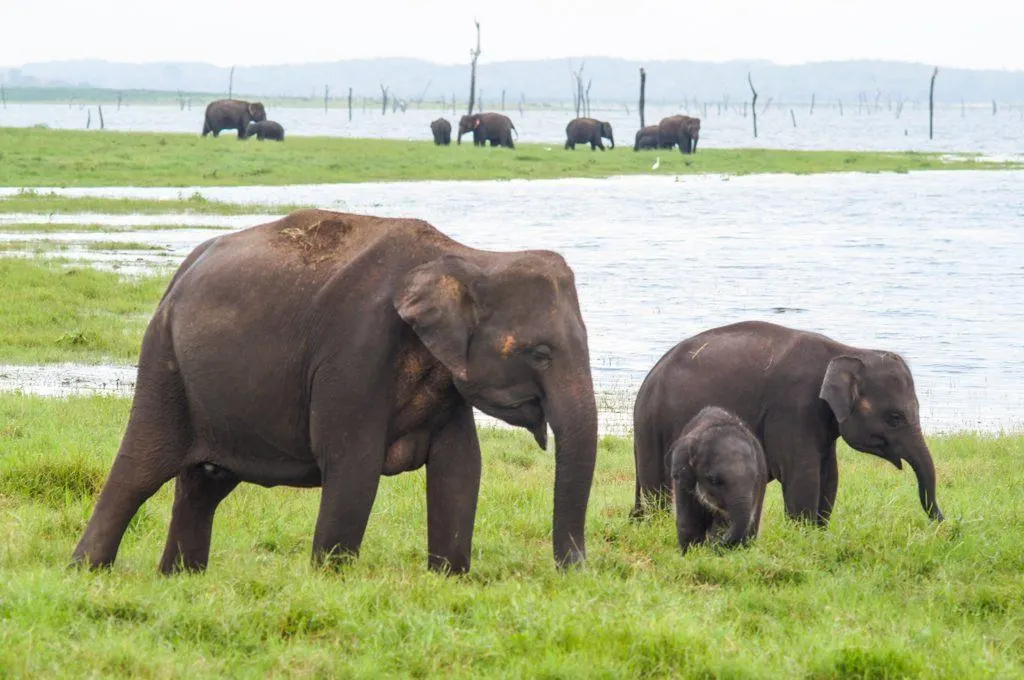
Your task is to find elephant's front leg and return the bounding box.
[765,416,826,524]
[426,404,481,574]
[817,443,839,523]
[674,480,711,553]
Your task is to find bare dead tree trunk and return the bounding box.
[348,87,353,121]
[228,66,235,99]
[1,85,7,109]
[98,105,104,130]
[380,84,389,115]
[929,67,938,140]
[324,85,329,113]
[992,99,997,115]
[116,92,122,110]
[86,109,91,129]
[748,72,758,139]
[790,108,796,127]
[809,93,815,114]
[761,97,773,114]
[501,89,505,110]
[837,98,843,115]
[468,20,481,115]
[585,79,592,118]
[638,67,647,128]
[518,93,525,117]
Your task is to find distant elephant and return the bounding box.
[202,99,267,139]
[457,112,517,148]
[633,125,665,151]
[564,118,614,150]
[633,321,944,526]
[71,209,598,575]
[430,118,452,145]
[657,115,701,154]
[670,406,767,553]
[246,120,285,141]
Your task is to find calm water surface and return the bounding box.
[2,171,1022,432]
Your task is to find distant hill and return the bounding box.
[3,58,1023,105]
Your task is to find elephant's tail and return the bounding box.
[511,123,518,140]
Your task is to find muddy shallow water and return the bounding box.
[2,171,1023,433]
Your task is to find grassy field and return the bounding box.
[0,258,169,364]
[1,127,1019,188]
[0,393,1020,677]
[0,189,297,215]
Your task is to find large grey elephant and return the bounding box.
[430,118,452,145]
[657,115,701,154]
[72,209,598,575]
[564,118,614,150]
[246,120,284,141]
[633,125,664,151]
[202,99,267,139]
[457,112,517,148]
[633,321,944,526]
[671,406,767,552]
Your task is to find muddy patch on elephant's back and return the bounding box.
[277,210,354,265]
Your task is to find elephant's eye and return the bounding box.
[885,411,906,428]
[527,344,553,369]
[706,474,724,487]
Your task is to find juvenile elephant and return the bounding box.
[633,125,664,151]
[657,115,701,154]
[430,118,452,145]
[246,120,285,141]
[202,99,267,139]
[457,112,517,148]
[72,209,598,575]
[671,407,767,552]
[634,321,944,526]
[565,118,614,150]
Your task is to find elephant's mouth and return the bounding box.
[474,396,548,449]
[852,436,904,470]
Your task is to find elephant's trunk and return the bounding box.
[692,135,698,152]
[720,497,756,548]
[544,372,598,567]
[902,430,944,521]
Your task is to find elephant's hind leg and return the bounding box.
[159,462,239,574]
[72,329,191,569]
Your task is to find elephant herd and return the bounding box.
[201,99,284,141]
[72,209,944,576]
[429,113,701,154]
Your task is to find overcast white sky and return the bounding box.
[3,0,1022,71]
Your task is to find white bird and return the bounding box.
[652,156,661,170]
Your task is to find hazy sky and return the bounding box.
[3,0,1023,71]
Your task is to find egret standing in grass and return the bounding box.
[652,156,661,170]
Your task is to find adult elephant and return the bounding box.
[633,321,944,526]
[633,125,663,151]
[72,209,598,575]
[246,120,285,141]
[457,112,517,148]
[565,118,614,150]
[430,117,452,145]
[657,115,701,154]
[202,99,267,139]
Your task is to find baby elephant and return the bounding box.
[246,120,285,141]
[670,406,767,553]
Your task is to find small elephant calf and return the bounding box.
[246,120,285,141]
[670,406,767,553]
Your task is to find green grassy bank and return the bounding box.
[1,128,1017,188]
[0,189,297,215]
[0,394,1021,677]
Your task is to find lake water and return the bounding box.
[1,171,1022,433]
[3,102,1023,156]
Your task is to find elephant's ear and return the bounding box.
[670,432,700,485]
[819,356,864,423]
[394,255,483,382]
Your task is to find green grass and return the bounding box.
[1,127,1018,188]
[0,258,169,363]
[0,240,167,252]
[0,393,1021,677]
[0,222,232,233]
[0,188,299,215]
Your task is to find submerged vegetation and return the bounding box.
[0,127,1017,188]
[0,188,298,215]
[0,393,1021,676]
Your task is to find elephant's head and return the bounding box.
[671,408,767,548]
[688,118,700,151]
[820,352,943,521]
[246,122,259,136]
[394,252,598,566]
[457,114,479,144]
[600,121,615,149]
[248,102,267,122]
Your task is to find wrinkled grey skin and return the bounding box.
[246,120,285,141]
[657,115,701,154]
[564,118,614,150]
[633,125,666,151]
[72,209,598,575]
[670,407,768,553]
[634,321,944,526]
[457,112,517,148]
[202,99,267,139]
[430,118,452,145]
